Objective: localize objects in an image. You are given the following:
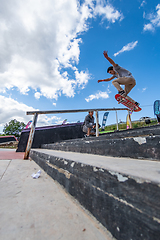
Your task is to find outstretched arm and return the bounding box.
[98,76,115,83]
[103,51,116,67]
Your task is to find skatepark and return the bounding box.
[1,1,160,239]
[1,116,160,239]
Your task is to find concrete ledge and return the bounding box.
[42,135,160,160]
[99,124,160,139]
[17,123,84,152]
[30,149,160,240]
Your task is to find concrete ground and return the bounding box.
[0,149,114,240]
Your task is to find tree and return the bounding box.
[3,119,26,137]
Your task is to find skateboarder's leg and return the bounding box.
[124,78,136,103]
[112,78,124,92]
[124,78,136,95]
[112,77,136,92]
[113,77,136,102]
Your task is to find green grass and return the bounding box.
[99,130,115,134]
[100,119,158,133]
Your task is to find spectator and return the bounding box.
[83,111,96,137]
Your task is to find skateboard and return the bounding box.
[115,94,142,112]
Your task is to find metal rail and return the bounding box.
[26,107,128,115]
[24,107,128,159]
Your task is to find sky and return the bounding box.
[0,0,160,133]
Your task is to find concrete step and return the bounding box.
[100,124,160,139]
[41,134,160,161]
[30,149,160,240]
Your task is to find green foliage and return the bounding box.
[132,123,138,128]
[3,119,26,137]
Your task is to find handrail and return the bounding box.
[24,107,129,160]
[26,107,128,115]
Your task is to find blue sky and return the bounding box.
[0,0,160,133]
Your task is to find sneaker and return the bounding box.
[118,90,125,96]
[135,102,140,107]
[84,134,90,138]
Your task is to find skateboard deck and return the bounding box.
[115,94,142,112]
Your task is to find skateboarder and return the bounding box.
[98,51,139,106]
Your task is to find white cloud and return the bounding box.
[0,0,89,99]
[114,41,138,57]
[139,0,146,8]
[142,87,147,92]
[0,95,61,133]
[143,23,154,31]
[34,92,42,99]
[75,69,91,89]
[85,90,109,102]
[0,0,123,101]
[94,3,123,23]
[143,4,160,31]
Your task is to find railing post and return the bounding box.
[127,110,132,129]
[95,111,99,137]
[23,113,38,160]
[116,110,119,131]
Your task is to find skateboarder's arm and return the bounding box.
[103,51,117,67]
[98,76,115,83]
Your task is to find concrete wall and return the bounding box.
[42,135,160,161]
[17,123,84,152]
[30,149,160,240]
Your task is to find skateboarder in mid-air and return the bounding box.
[98,51,139,106]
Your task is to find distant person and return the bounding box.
[83,111,96,137]
[98,51,139,106]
